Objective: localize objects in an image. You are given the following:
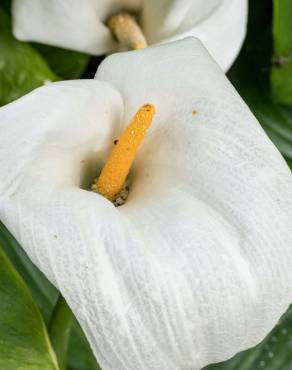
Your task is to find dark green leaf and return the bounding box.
[49,296,74,370]
[34,44,90,80]
[0,245,59,370]
[0,0,11,15]
[0,9,59,106]
[68,322,101,370]
[271,0,292,105]
[227,0,292,162]
[285,156,292,169]
[271,64,292,106]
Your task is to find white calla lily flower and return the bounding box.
[1,38,292,370]
[12,0,248,71]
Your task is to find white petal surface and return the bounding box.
[142,0,248,70]
[0,38,292,370]
[12,0,141,55]
[12,0,247,71]
[95,38,292,367]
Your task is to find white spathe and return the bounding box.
[1,38,292,370]
[12,0,248,71]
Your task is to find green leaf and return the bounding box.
[271,0,292,105]
[0,9,59,106]
[0,222,101,370]
[285,156,292,169]
[49,296,74,370]
[227,0,292,163]
[271,64,292,106]
[34,44,90,80]
[273,0,292,53]
[67,322,101,370]
[0,0,11,15]
[0,245,59,370]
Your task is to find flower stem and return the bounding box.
[49,295,73,370]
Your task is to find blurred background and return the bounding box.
[1,0,292,369]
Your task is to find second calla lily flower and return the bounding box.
[12,0,248,71]
[1,38,292,370]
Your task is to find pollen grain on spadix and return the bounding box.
[91,104,156,203]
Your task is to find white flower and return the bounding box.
[1,38,292,370]
[12,0,248,71]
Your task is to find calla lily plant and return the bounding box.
[12,0,248,71]
[1,38,292,370]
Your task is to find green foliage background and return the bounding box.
[0,0,292,369]
[0,247,58,370]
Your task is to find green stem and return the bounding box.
[49,295,73,370]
